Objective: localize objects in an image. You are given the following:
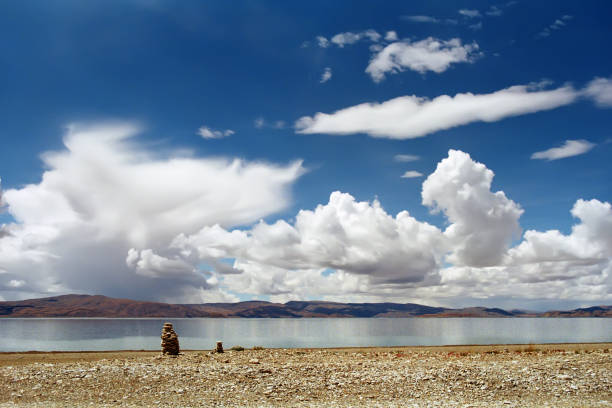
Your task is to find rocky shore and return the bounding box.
[0,343,610,407]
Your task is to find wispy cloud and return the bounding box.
[255,117,285,130]
[394,154,420,162]
[469,22,483,31]
[197,126,234,139]
[320,67,332,83]
[537,15,573,38]
[315,30,382,48]
[531,140,596,160]
[366,38,480,82]
[583,77,612,107]
[401,15,440,23]
[316,36,329,48]
[485,5,503,16]
[385,31,398,41]
[459,9,481,18]
[296,83,579,139]
[401,171,423,178]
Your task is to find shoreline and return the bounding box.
[1,343,610,407]
[1,342,611,366]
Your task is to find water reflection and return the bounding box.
[0,318,609,352]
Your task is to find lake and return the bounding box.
[1,318,610,352]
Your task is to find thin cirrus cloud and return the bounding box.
[400,15,459,25]
[394,154,420,162]
[458,9,481,18]
[537,15,573,38]
[295,83,579,139]
[531,140,596,161]
[197,126,234,139]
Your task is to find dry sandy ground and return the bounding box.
[0,343,610,407]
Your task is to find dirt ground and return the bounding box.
[0,343,610,407]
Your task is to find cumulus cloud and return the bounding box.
[366,38,480,82]
[320,67,332,83]
[531,140,596,160]
[2,137,610,307]
[0,123,304,302]
[583,77,612,107]
[173,191,445,287]
[295,83,579,139]
[422,150,523,267]
[167,149,611,306]
[197,126,234,139]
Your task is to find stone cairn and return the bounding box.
[161,322,180,355]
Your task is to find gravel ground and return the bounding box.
[0,344,611,407]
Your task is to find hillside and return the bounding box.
[0,295,609,318]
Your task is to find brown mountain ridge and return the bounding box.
[1,294,610,318]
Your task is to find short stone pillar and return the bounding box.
[161,322,180,355]
[216,341,224,353]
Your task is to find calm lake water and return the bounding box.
[0,318,610,352]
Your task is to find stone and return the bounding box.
[160,323,180,355]
[216,341,224,353]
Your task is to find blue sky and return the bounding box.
[0,1,611,309]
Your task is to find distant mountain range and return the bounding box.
[0,294,610,318]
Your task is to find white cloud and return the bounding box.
[537,15,573,38]
[394,154,420,162]
[401,171,423,178]
[385,31,398,41]
[254,117,285,130]
[316,36,329,48]
[320,67,332,83]
[365,38,480,82]
[7,279,25,288]
[422,150,523,267]
[314,30,384,49]
[485,6,503,16]
[197,126,234,139]
[295,83,579,139]
[126,248,197,279]
[3,140,611,306]
[469,21,483,31]
[169,149,611,306]
[531,140,596,160]
[173,191,444,287]
[401,15,440,23]
[459,9,481,18]
[0,123,304,302]
[583,77,612,107]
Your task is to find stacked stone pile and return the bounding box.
[161,322,180,355]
